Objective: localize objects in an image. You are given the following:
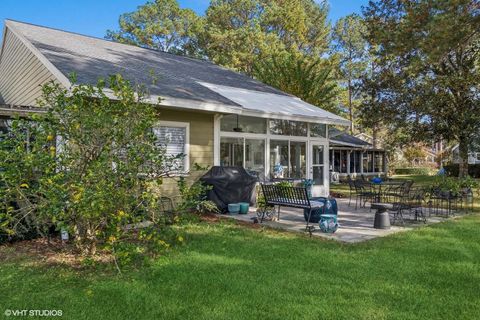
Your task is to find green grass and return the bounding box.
[1,175,480,320]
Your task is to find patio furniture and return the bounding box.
[388,187,427,225]
[353,180,376,209]
[346,175,356,206]
[260,184,326,236]
[200,166,258,213]
[157,196,176,224]
[371,203,392,229]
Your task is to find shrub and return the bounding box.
[0,75,181,258]
[394,167,433,175]
[444,164,480,178]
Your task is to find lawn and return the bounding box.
[1,176,480,320]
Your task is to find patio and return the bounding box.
[225,198,459,243]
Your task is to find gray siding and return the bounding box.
[0,28,57,106]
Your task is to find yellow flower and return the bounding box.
[46,135,54,141]
[49,146,56,152]
[177,236,184,243]
[20,183,29,188]
[108,236,116,243]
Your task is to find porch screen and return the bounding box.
[220,137,243,167]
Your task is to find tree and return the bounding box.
[363,0,480,177]
[201,0,330,74]
[403,145,428,165]
[332,14,368,133]
[253,53,340,113]
[106,0,204,57]
[0,75,181,256]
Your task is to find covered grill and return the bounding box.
[200,166,258,213]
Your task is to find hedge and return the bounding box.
[394,167,433,175]
[443,164,480,178]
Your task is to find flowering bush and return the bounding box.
[0,75,181,259]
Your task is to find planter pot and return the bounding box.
[238,202,249,214]
[228,203,240,214]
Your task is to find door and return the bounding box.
[310,143,328,197]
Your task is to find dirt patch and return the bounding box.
[199,212,262,229]
[0,238,112,268]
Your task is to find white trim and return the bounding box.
[213,114,222,166]
[155,120,190,173]
[5,21,71,89]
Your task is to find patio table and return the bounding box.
[368,180,404,203]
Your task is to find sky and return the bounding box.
[0,0,369,41]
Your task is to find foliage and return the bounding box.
[0,75,181,256]
[253,53,340,113]
[394,167,432,176]
[331,14,369,132]
[444,164,480,179]
[106,0,204,57]
[403,146,428,165]
[176,177,219,214]
[362,0,480,177]
[202,0,331,74]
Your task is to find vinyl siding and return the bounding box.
[153,108,215,198]
[0,28,57,106]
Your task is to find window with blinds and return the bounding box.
[153,122,189,172]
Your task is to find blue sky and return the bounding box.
[0,0,369,41]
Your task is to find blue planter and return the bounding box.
[228,203,240,214]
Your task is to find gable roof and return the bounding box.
[329,128,372,148]
[2,20,349,126]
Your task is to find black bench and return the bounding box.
[260,184,326,236]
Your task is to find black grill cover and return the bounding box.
[200,166,258,213]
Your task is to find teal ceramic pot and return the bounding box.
[239,202,250,214]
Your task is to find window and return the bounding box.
[310,123,327,138]
[362,151,375,173]
[270,140,306,179]
[349,151,361,173]
[290,141,306,178]
[374,152,384,172]
[269,120,307,136]
[245,139,265,174]
[220,137,243,167]
[220,137,266,176]
[270,140,289,178]
[220,115,266,134]
[153,121,189,172]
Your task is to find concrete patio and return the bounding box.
[225,198,459,243]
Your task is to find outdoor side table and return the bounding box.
[371,203,392,229]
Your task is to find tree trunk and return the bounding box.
[348,78,354,134]
[458,139,469,178]
[372,122,378,149]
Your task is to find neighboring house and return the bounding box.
[451,145,480,165]
[329,128,387,179]
[0,20,350,197]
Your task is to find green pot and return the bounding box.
[239,202,250,214]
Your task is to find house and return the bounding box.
[0,20,350,197]
[451,145,480,165]
[329,129,387,179]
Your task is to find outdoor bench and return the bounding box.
[259,183,327,236]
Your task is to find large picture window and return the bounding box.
[270,140,306,179]
[153,121,189,171]
[220,137,266,176]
